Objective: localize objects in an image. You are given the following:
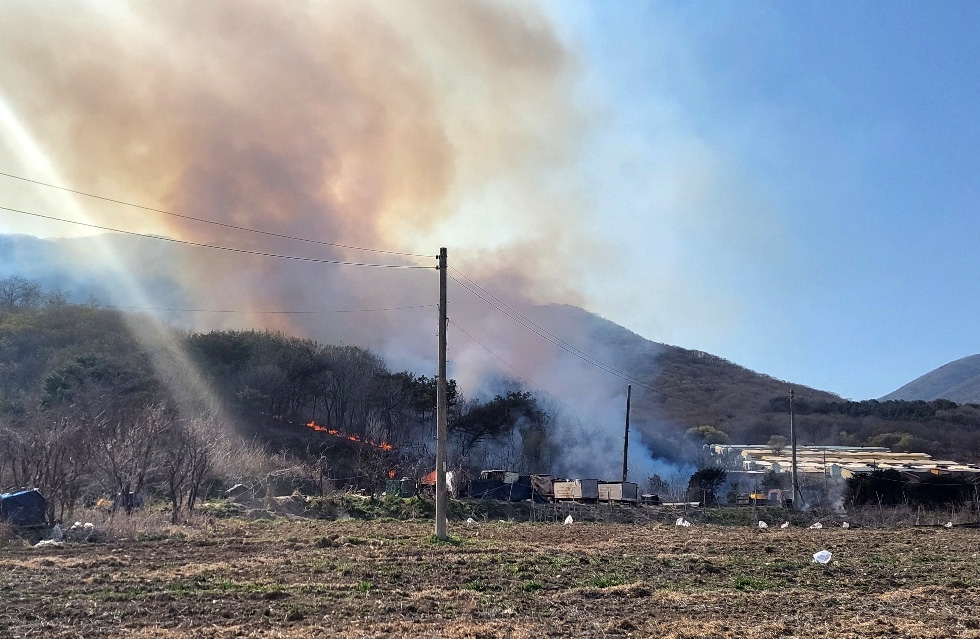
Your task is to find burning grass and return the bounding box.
[304,420,394,451]
[2,516,980,637]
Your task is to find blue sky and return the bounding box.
[540,2,980,399]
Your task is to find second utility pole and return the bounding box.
[435,247,448,539]
[790,388,799,510]
[622,384,632,482]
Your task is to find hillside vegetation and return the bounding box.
[0,278,556,523]
[3,277,980,526]
[526,305,980,464]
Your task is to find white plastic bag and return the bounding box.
[563,515,573,525]
[809,522,823,529]
[944,521,953,528]
[758,521,768,529]
[675,517,691,527]
[34,539,64,549]
[780,521,790,529]
[465,517,477,526]
[812,550,832,564]
[841,522,849,529]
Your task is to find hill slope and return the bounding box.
[881,354,980,403]
[521,305,845,464]
[6,231,980,467]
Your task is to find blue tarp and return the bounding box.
[0,489,47,527]
[509,476,532,502]
[469,478,534,502]
[469,479,506,499]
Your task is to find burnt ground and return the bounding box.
[2,518,979,638]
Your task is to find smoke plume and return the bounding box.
[0,1,677,479]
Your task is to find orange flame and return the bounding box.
[303,420,394,452]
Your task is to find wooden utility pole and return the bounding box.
[790,389,799,510]
[435,247,448,539]
[622,384,632,483]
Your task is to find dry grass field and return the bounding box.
[2,515,979,638]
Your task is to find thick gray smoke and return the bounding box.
[0,1,680,480]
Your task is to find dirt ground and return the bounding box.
[2,516,979,638]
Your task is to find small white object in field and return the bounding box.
[34,539,64,548]
[675,517,692,527]
[945,521,954,528]
[465,517,477,526]
[809,522,823,529]
[50,524,63,541]
[812,550,832,564]
[841,522,849,529]
[780,521,790,529]
[758,521,768,529]
[563,515,573,525]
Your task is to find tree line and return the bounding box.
[761,395,980,463]
[0,278,557,522]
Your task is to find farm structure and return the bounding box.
[598,481,640,503]
[711,444,980,482]
[388,471,642,505]
[712,444,980,507]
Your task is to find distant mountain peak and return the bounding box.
[881,354,980,404]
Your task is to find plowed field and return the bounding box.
[2,518,979,638]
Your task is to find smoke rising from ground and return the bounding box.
[0,1,674,479]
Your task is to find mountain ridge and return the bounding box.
[881,354,980,404]
[6,232,980,466]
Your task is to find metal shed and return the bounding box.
[553,479,599,501]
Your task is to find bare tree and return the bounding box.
[0,276,43,310]
[94,404,170,514]
[319,345,386,435]
[160,414,233,523]
[0,409,93,524]
[768,435,788,454]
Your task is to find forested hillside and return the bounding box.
[528,305,980,464]
[0,278,556,523]
[4,276,980,527]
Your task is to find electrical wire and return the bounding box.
[451,266,679,390]
[93,303,436,314]
[0,204,434,269]
[450,266,616,366]
[0,170,431,258]
[449,317,636,433]
[448,318,577,413]
[447,272,701,405]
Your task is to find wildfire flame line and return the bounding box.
[304,421,393,451]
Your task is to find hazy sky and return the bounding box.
[1,2,978,401]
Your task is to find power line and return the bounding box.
[93,303,436,314]
[448,317,589,420]
[450,266,708,403]
[447,271,700,405]
[0,170,431,258]
[447,273,635,384]
[450,266,610,365]
[0,204,433,269]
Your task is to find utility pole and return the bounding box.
[435,248,448,540]
[789,389,799,510]
[622,384,632,483]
